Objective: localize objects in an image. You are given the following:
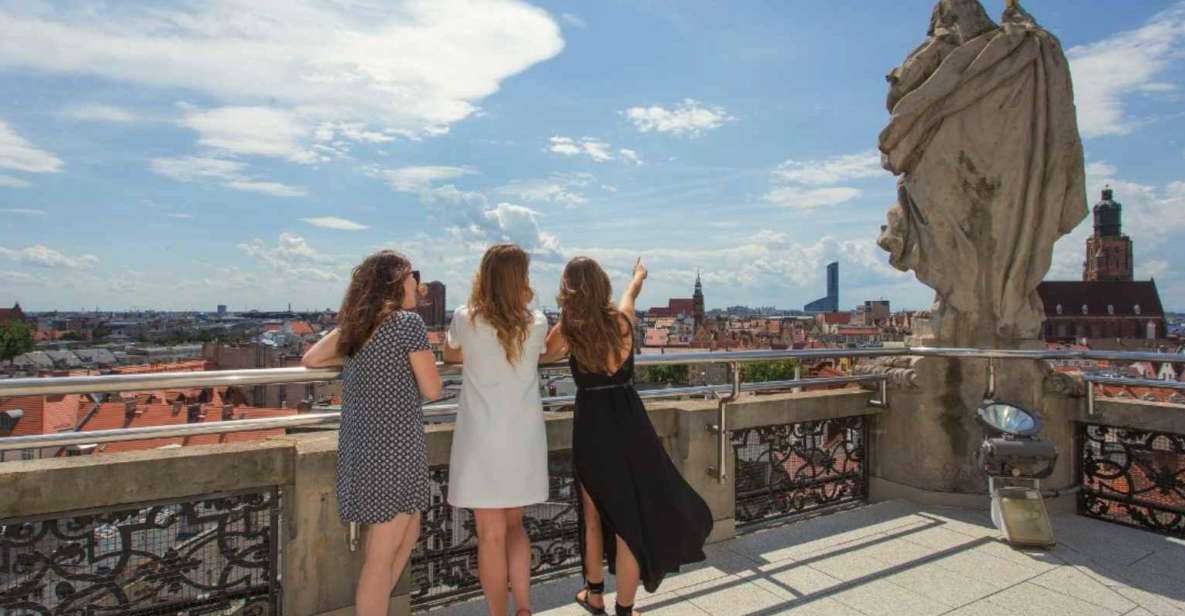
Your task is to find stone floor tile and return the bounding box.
[828,578,947,616]
[880,561,999,608]
[927,549,1045,589]
[986,582,1125,616]
[1030,566,1139,613]
[746,561,845,600]
[940,601,1026,616]
[806,550,895,583]
[673,575,789,616]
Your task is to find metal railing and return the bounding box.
[3,346,1183,474]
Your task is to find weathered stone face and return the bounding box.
[878,0,1087,348]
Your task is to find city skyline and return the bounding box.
[3,1,1185,312]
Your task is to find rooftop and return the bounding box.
[448,501,1185,616]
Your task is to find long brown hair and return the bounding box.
[468,244,534,363]
[336,250,412,357]
[557,257,629,375]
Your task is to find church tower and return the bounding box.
[692,270,705,330]
[1083,186,1133,282]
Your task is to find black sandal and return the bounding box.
[615,603,637,616]
[575,579,606,614]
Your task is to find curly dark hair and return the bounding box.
[557,257,629,375]
[336,250,412,357]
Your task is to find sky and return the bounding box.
[1,0,1184,313]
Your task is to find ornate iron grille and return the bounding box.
[1079,423,1185,537]
[409,450,580,610]
[0,488,281,616]
[732,416,868,527]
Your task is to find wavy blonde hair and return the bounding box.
[468,244,534,363]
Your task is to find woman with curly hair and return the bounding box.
[302,250,442,616]
[548,257,712,616]
[443,243,550,616]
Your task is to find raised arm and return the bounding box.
[301,328,343,368]
[617,257,647,323]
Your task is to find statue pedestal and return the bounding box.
[868,350,1079,510]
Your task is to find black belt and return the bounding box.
[582,382,633,391]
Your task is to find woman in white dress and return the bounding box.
[443,243,549,616]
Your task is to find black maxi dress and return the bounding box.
[570,342,713,593]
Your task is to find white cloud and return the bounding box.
[0,119,63,174]
[0,1,564,160]
[560,13,586,28]
[1068,4,1185,138]
[0,270,37,283]
[182,107,323,163]
[166,213,194,219]
[238,232,343,281]
[150,155,307,197]
[623,98,733,137]
[772,150,883,185]
[0,174,30,188]
[618,148,642,165]
[548,136,624,162]
[418,186,562,260]
[0,245,98,269]
[1,208,46,216]
[379,165,476,192]
[60,103,138,123]
[496,174,592,206]
[224,179,309,198]
[764,186,862,209]
[301,216,370,231]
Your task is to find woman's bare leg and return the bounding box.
[356,513,413,616]
[474,508,510,616]
[613,535,641,613]
[577,486,605,610]
[388,512,421,584]
[505,507,532,612]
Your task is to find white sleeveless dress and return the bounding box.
[446,306,549,508]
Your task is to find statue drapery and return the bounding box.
[877,0,1087,346]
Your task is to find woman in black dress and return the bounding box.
[545,257,713,616]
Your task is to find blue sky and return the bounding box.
[1,0,1183,313]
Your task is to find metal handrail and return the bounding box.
[1082,373,1185,416]
[0,374,883,452]
[2,346,1181,398]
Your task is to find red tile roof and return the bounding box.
[288,320,315,336]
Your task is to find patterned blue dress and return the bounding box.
[336,311,431,523]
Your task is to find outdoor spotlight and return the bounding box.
[977,401,1058,548]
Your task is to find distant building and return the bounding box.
[1039,187,1167,342]
[217,304,228,315]
[0,302,26,324]
[1084,186,1133,282]
[693,271,705,331]
[416,281,447,329]
[804,262,839,313]
[863,300,891,327]
[648,274,704,322]
[1039,281,1166,341]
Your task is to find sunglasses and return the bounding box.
[411,270,421,284]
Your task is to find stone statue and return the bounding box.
[877,0,1087,347]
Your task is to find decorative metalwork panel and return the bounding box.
[409,450,580,609]
[0,488,280,616]
[1080,423,1185,537]
[732,416,868,527]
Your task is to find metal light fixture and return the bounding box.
[977,363,1058,548]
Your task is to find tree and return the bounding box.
[741,359,799,383]
[0,319,35,361]
[641,364,690,386]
